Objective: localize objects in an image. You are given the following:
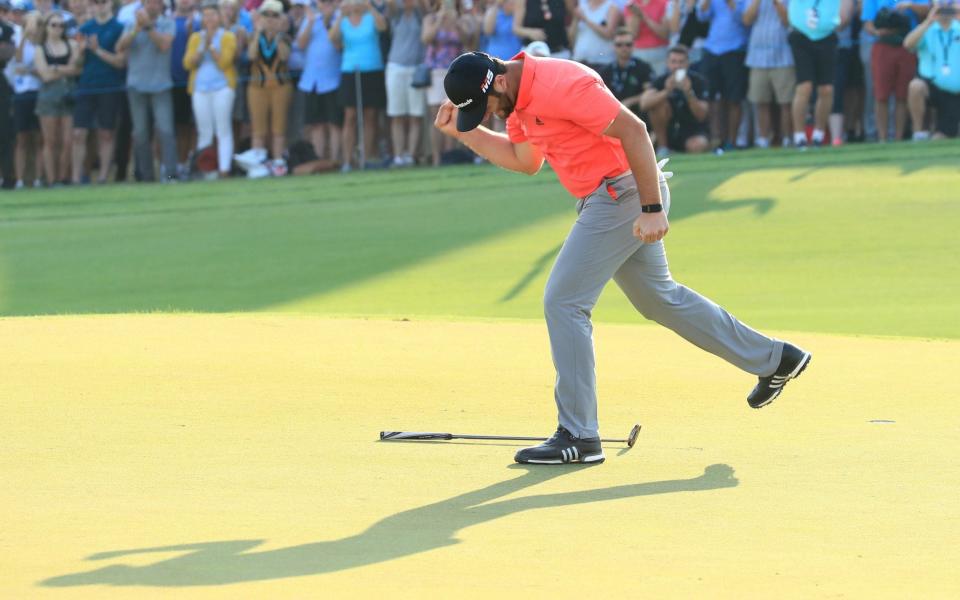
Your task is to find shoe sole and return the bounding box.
[752,352,812,409]
[517,453,606,465]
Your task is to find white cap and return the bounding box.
[524,41,551,58]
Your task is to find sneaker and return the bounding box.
[514,426,605,465]
[747,343,812,409]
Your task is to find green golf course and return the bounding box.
[2,141,959,599]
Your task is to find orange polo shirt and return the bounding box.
[505,52,628,199]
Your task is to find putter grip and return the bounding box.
[380,431,454,441]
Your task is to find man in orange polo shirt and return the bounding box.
[435,51,812,465]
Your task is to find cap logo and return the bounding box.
[480,69,494,93]
[454,98,473,109]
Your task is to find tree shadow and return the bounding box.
[40,463,738,588]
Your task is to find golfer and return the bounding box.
[435,51,812,465]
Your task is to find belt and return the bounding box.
[581,170,634,201]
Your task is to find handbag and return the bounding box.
[411,63,431,89]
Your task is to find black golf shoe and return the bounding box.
[747,343,812,409]
[514,426,605,465]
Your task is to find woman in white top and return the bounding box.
[5,13,45,188]
[569,0,619,67]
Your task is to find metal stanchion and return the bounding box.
[355,67,365,169]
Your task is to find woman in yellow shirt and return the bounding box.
[183,0,237,177]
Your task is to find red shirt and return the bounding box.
[627,0,669,50]
[505,52,628,198]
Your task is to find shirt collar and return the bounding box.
[510,51,537,112]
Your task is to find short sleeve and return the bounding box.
[551,75,622,136]
[506,113,527,143]
[861,0,878,23]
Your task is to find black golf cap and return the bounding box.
[444,52,502,132]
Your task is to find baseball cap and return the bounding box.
[259,0,283,12]
[443,52,502,133]
[524,41,550,57]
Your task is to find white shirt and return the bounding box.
[4,26,43,94]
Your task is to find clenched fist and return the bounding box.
[633,211,669,244]
[434,100,461,139]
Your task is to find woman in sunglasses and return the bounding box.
[246,0,292,165]
[34,12,82,186]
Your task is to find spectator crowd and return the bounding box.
[0,0,957,188]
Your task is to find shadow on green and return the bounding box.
[0,161,772,315]
[40,464,737,587]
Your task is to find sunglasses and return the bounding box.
[615,41,632,47]
[262,10,279,16]
[48,22,64,27]
[93,0,110,4]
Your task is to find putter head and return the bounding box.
[627,424,641,448]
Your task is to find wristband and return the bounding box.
[641,203,663,213]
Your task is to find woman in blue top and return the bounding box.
[330,0,388,171]
[483,0,523,59]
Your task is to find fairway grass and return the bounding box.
[1,142,958,338]
[4,315,958,599]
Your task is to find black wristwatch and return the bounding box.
[640,203,663,213]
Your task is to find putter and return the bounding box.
[380,424,641,448]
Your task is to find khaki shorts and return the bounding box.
[385,63,427,117]
[748,66,796,104]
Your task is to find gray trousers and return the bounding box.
[128,89,177,181]
[544,172,784,439]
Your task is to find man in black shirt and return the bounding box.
[640,44,710,156]
[0,1,16,189]
[600,28,654,119]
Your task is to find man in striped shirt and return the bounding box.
[743,0,795,147]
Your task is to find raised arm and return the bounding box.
[903,4,936,51]
[434,100,545,174]
[513,0,547,41]
[366,1,389,31]
[483,1,498,35]
[741,0,761,26]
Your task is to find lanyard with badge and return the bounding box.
[806,0,821,30]
[937,28,953,77]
